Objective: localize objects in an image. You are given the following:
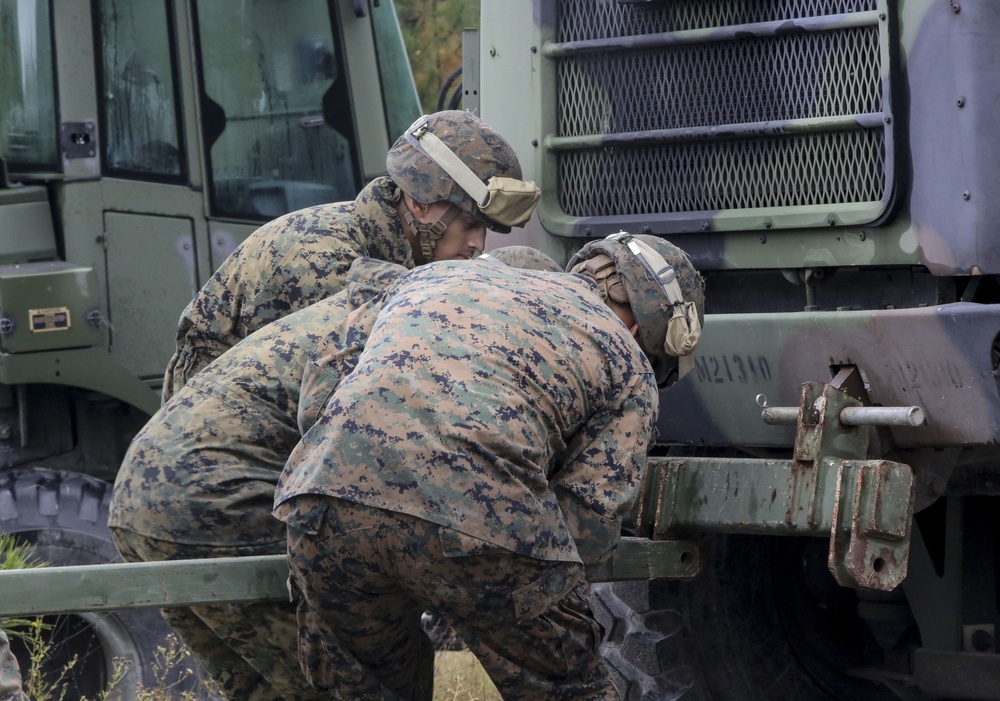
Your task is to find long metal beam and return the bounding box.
[0,537,700,617]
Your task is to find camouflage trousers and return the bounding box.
[284,495,619,701]
[110,528,326,701]
[0,631,26,701]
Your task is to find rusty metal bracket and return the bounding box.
[828,458,915,590]
[638,371,919,591]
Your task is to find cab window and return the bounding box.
[97,0,184,179]
[0,0,59,172]
[193,0,360,221]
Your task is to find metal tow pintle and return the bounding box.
[642,379,918,591]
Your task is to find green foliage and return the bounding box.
[394,0,480,113]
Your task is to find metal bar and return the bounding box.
[761,406,800,425]
[542,11,883,58]
[0,538,697,617]
[650,457,841,537]
[762,405,925,427]
[543,113,887,152]
[0,555,289,616]
[840,405,925,427]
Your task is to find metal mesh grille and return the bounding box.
[555,0,888,221]
[557,0,879,41]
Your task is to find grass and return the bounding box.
[434,649,502,701]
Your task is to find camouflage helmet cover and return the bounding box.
[568,232,705,385]
[482,245,561,272]
[386,111,525,233]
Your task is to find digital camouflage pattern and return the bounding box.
[274,261,657,699]
[386,111,524,233]
[109,257,407,701]
[568,233,706,385]
[0,631,25,701]
[482,245,560,272]
[162,176,414,401]
[285,496,614,701]
[275,261,658,564]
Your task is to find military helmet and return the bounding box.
[568,232,705,385]
[481,245,561,272]
[386,111,535,235]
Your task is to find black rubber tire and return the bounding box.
[0,468,221,701]
[592,534,913,701]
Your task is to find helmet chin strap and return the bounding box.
[400,197,461,261]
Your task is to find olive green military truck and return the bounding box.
[0,0,418,696]
[6,1,1000,700]
[471,0,1000,699]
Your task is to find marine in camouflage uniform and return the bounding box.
[274,234,704,701]
[110,258,407,701]
[162,109,533,402]
[0,631,26,701]
[109,248,553,701]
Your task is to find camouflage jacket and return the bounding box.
[0,631,25,701]
[109,259,407,546]
[274,261,659,565]
[162,176,413,401]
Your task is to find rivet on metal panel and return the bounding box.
[764,220,772,229]
[957,97,965,108]
[951,2,961,13]
[827,218,836,226]
[963,191,971,201]
[760,235,767,244]
[701,222,710,231]
[859,232,867,241]
[531,139,538,147]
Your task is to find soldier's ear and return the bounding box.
[405,194,432,218]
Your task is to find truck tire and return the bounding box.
[592,534,912,701]
[0,468,221,701]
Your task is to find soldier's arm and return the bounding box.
[551,370,658,566]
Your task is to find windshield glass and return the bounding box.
[371,0,421,143]
[0,0,59,172]
[194,0,360,220]
[98,0,184,179]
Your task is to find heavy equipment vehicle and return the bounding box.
[8,0,1000,700]
[0,0,419,696]
[468,0,1000,698]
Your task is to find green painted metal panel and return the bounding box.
[0,347,161,416]
[103,212,199,380]
[0,263,101,352]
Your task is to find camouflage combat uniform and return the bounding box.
[109,258,407,701]
[274,261,659,701]
[0,631,26,701]
[162,176,414,401]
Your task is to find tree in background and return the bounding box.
[394,0,479,113]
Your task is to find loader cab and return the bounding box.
[1,0,420,387]
[0,4,419,693]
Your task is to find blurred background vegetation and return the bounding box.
[393,0,480,113]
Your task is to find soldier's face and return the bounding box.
[425,204,488,262]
